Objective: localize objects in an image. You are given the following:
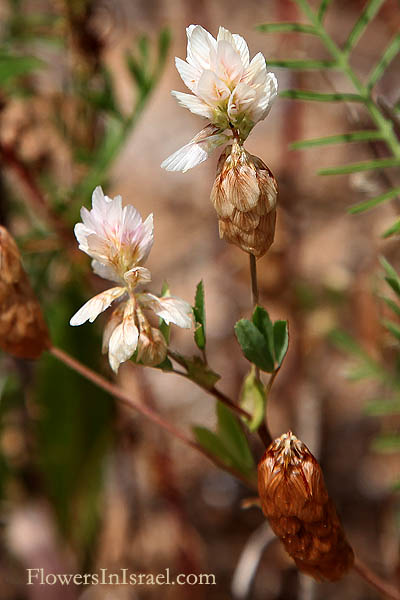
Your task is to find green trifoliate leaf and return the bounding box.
[235,319,275,373]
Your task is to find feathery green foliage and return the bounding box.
[259,0,400,235]
[330,257,400,474]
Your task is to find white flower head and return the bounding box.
[161,25,278,173]
[74,186,154,284]
[70,187,192,373]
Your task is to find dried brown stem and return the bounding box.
[353,556,400,600]
[49,345,256,489]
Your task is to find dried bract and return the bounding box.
[0,227,50,359]
[211,141,277,257]
[258,431,354,581]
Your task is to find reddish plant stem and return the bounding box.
[167,349,251,420]
[0,142,75,248]
[353,556,400,600]
[49,345,255,489]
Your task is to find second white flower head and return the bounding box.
[70,187,192,372]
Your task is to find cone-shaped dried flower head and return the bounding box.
[70,187,192,373]
[258,431,354,581]
[211,140,277,257]
[0,227,50,359]
[161,25,277,172]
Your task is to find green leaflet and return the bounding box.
[343,0,385,54]
[317,0,332,22]
[268,59,337,70]
[280,90,363,102]
[235,307,289,373]
[257,22,317,34]
[239,369,266,432]
[383,220,400,239]
[348,187,400,214]
[318,158,400,176]
[193,402,255,476]
[367,34,400,90]
[193,280,206,350]
[291,131,383,150]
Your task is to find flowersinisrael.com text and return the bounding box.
[27,568,216,587]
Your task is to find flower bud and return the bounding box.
[0,226,50,359]
[136,327,167,367]
[258,431,354,581]
[210,140,277,257]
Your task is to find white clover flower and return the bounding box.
[70,186,192,372]
[161,25,278,173]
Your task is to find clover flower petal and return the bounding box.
[70,287,126,326]
[161,124,229,173]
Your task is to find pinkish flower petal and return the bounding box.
[74,187,154,278]
[215,40,244,87]
[197,70,230,106]
[228,83,257,119]
[175,57,202,93]
[138,293,192,328]
[70,287,126,326]
[171,91,213,119]
[186,25,217,71]
[108,301,139,373]
[161,125,229,173]
[124,266,152,290]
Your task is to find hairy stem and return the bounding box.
[49,346,256,488]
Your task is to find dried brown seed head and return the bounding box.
[258,431,354,581]
[0,227,50,359]
[210,140,277,257]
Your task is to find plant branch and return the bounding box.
[167,349,251,420]
[353,556,400,600]
[49,345,255,488]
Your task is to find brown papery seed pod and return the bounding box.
[210,140,277,258]
[258,431,354,581]
[0,226,50,359]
